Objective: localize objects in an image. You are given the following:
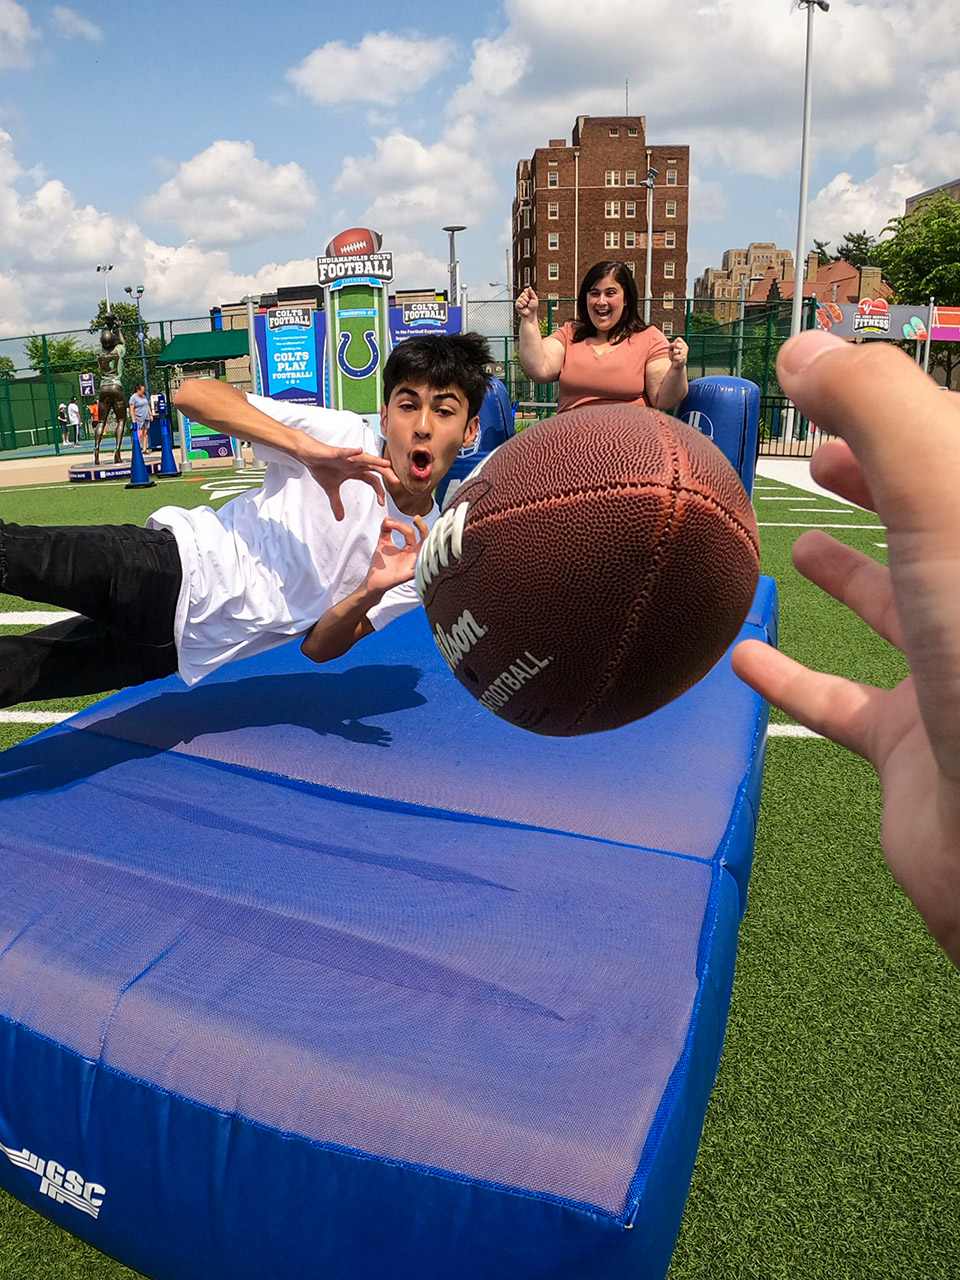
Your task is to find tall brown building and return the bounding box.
[512,116,690,335]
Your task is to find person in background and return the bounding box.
[733,330,960,970]
[129,383,153,453]
[67,396,82,446]
[57,402,69,445]
[515,260,689,414]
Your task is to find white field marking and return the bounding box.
[753,484,786,489]
[875,542,888,548]
[757,495,817,500]
[768,724,824,739]
[0,611,77,626]
[0,710,71,724]
[789,506,854,513]
[758,522,884,529]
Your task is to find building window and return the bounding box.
[524,267,530,286]
[548,202,559,218]
[523,208,530,229]
[548,263,559,280]
[628,127,638,137]
[548,232,559,249]
[625,201,636,217]
[625,262,636,274]
[664,261,675,278]
[609,126,619,136]
[624,231,636,248]
[548,171,559,187]
[522,238,529,257]
[666,169,677,186]
[662,321,674,336]
[604,200,621,218]
[547,292,559,300]
[665,231,676,248]
[665,200,677,218]
[663,292,675,309]
[625,170,636,186]
[604,170,621,186]
[604,231,621,249]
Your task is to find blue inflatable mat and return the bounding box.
[0,577,776,1280]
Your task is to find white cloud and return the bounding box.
[50,6,102,41]
[288,31,454,106]
[0,0,37,68]
[335,123,497,234]
[142,140,320,247]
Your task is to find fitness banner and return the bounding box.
[814,299,960,342]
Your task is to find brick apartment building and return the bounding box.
[512,116,690,335]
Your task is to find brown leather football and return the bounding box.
[415,403,760,736]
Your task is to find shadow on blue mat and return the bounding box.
[0,666,427,799]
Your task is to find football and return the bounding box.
[416,403,760,736]
[325,227,383,258]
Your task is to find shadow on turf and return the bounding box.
[0,666,427,800]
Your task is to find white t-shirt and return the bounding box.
[67,402,81,427]
[147,396,436,686]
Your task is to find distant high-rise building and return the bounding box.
[512,116,690,335]
[905,178,960,216]
[694,243,796,324]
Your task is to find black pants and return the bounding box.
[0,521,182,708]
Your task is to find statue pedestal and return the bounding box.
[68,460,162,484]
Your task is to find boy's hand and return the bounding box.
[299,439,400,522]
[515,287,540,321]
[365,517,429,594]
[731,331,960,966]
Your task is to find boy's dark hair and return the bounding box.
[383,332,493,419]
[572,260,646,345]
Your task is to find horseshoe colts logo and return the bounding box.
[337,330,380,380]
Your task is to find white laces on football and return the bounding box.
[415,501,469,598]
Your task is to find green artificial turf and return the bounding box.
[0,473,957,1279]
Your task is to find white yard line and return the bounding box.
[768,724,824,739]
[758,522,884,529]
[0,710,71,724]
[0,612,77,626]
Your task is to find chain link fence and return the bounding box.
[0,299,817,459]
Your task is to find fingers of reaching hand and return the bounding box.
[777,332,960,531]
[809,438,876,512]
[792,530,904,650]
[732,638,887,764]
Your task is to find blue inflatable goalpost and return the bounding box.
[0,378,775,1280]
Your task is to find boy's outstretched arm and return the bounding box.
[301,517,428,663]
[732,331,960,967]
[172,379,398,520]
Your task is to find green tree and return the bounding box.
[875,192,960,387]
[687,310,723,333]
[835,229,879,269]
[24,333,98,376]
[813,238,834,266]
[0,355,15,378]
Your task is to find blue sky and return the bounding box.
[0,0,957,337]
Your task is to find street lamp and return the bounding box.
[124,285,149,397]
[735,275,766,378]
[442,225,466,308]
[96,263,114,311]
[641,169,658,325]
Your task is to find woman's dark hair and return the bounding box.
[383,331,492,419]
[572,261,646,344]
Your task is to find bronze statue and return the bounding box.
[95,314,126,465]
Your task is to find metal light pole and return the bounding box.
[735,275,766,378]
[124,285,149,397]
[790,0,829,341]
[642,168,658,325]
[96,262,114,311]
[442,225,466,308]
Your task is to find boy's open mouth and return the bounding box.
[410,449,432,481]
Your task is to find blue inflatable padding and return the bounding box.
[0,577,776,1280]
[433,377,515,509]
[676,377,761,497]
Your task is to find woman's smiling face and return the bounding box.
[586,275,625,333]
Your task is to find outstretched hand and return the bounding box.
[364,516,429,595]
[301,441,400,521]
[732,331,960,966]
